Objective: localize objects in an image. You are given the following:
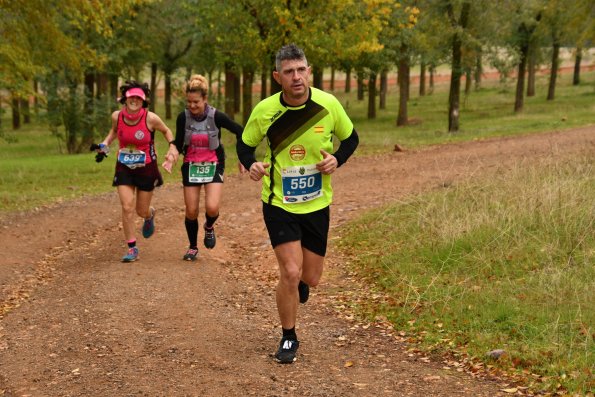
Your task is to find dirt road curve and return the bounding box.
[1,126,593,396]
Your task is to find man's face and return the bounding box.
[273,59,310,105]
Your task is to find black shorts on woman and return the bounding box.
[112,160,163,192]
[262,202,330,257]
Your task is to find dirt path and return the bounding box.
[0,126,593,396]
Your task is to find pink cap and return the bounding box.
[125,87,146,100]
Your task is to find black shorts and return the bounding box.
[112,160,163,192]
[181,162,224,186]
[262,202,330,256]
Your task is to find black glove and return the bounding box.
[90,143,108,163]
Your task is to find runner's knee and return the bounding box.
[185,208,199,219]
[303,275,320,287]
[280,265,301,288]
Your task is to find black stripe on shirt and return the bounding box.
[266,100,329,155]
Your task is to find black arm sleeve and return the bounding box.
[174,112,185,153]
[214,111,244,140]
[236,138,257,170]
[334,128,359,167]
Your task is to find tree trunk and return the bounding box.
[514,43,529,113]
[109,73,119,112]
[165,70,173,119]
[345,68,351,93]
[419,61,426,96]
[313,67,323,89]
[397,56,409,126]
[216,69,223,108]
[356,69,364,101]
[150,63,158,112]
[379,69,387,110]
[224,63,236,116]
[447,1,471,133]
[405,62,410,101]
[46,73,61,135]
[527,47,536,97]
[464,69,472,96]
[11,94,20,130]
[234,73,241,113]
[20,98,30,124]
[33,78,40,116]
[260,69,267,100]
[573,46,582,85]
[242,68,254,124]
[367,72,377,119]
[474,53,482,90]
[97,73,108,99]
[330,67,335,91]
[547,39,560,101]
[429,64,435,94]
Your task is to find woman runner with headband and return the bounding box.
[96,80,179,262]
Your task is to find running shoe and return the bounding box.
[298,280,310,304]
[183,247,199,261]
[203,223,216,249]
[142,207,156,238]
[275,337,299,364]
[121,247,139,263]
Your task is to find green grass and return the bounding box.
[337,154,594,394]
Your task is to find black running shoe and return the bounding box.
[203,223,216,249]
[183,247,198,261]
[275,338,299,364]
[298,280,310,304]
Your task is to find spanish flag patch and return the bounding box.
[314,126,324,134]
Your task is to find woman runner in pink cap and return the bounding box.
[96,80,179,262]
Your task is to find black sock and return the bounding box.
[205,213,219,228]
[282,327,297,341]
[185,218,199,248]
[127,240,136,248]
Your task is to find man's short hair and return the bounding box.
[275,44,308,71]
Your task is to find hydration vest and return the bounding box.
[184,107,219,151]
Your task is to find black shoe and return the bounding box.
[183,247,198,261]
[275,338,299,364]
[298,280,309,304]
[203,223,216,249]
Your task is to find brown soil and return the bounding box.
[0,126,593,397]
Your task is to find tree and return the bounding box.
[539,0,576,101]
[510,3,542,113]
[446,0,471,132]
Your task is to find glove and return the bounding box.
[90,143,109,163]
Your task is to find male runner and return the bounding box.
[237,43,359,363]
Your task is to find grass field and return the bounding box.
[337,153,594,394]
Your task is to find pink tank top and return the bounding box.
[117,109,156,164]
